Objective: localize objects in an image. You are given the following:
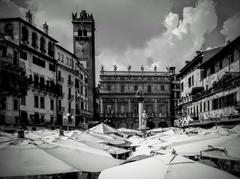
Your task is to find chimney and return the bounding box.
[185,61,189,64]
[26,10,32,24]
[168,67,175,74]
[43,22,48,34]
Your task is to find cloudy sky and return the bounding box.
[0,0,240,83]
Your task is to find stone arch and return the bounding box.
[158,121,168,128]
[118,122,127,129]
[147,121,155,129]
[131,122,139,130]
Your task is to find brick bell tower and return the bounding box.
[72,10,96,121]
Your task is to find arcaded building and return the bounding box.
[99,66,176,129]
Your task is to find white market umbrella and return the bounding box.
[99,153,239,179]
[201,136,240,161]
[41,142,124,172]
[0,139,78,177]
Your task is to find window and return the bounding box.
[78,29,82,36]
[81,101,84,110]
[34,96,39,108]
[13,99,18,111]
[207,101,210,111]
[121,85,124,93]
[4,23,14,37]
[181,82,184,91]
[33,56,45,68]
[50,99,54,110]
[191,75,194,87]
[21,26,29,42]
[20,51,27,60]
[57,52,60,60]
[48,41,54,57]
[134,85,138,91]
[58,71,61,80]
[85,89,88,97]
[83,29,87,36]
[148,85,151,93]
[81,86,83,95]
[219,60,222,69]
[68,102,71,113]
[229,52,234,63]
[58,100,62,110]
[61,54,64,62]
[161,85,165,91]
[68,88,71,96]
[40,37,46,53]
[49,63,55,72]
[107,85,111,91]
[75,78,79,88]
[40,97,45,109]
[32,32,38,48]
[21,96,26,105]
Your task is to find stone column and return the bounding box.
[128,99,131,113]
[115,99,118,113]
[100,98,103,114]
[154,99,158,113]
[139,101,143,129]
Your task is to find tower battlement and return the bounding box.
[72,10,94,23]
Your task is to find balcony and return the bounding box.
[58,77,64,84]
[68,80,74,87]
[0,55,25,71]
[68,95,74,101]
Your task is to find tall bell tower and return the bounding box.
[72,10,96,120]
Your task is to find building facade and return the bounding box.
[55,44,89,128]
[99,66,176,129]
[72,10,96,120]
[176,36,240,126]
[0,10,91,128]
[0,11,58,126]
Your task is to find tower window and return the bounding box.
[83,29,87,36]
[78,29,82,36]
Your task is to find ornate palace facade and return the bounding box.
[99,66,177,129]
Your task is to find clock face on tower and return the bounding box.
[75,39,90,60]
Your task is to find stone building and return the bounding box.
[72,10,96,121]
[55,44,89,128]
[99,66,176,129]
[0,10,91,128]
[0,36,28,124]
[177,36,240,126]
[0,11,58,125]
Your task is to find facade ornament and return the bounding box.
[128,65,131,72]
[154,65,157,73]
[141,65,144,72]
[100,65,104,74]
[113,64,117,72]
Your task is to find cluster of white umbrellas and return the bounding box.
[0,124,239,179]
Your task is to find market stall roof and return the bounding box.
[0,139,78,177]
[99,153,239,179]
